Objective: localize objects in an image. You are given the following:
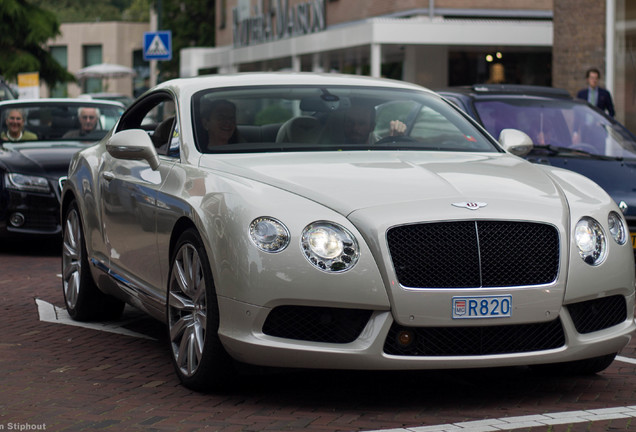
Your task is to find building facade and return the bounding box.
[181,0,636,131]
[44,21,150,99]
[182,0,554,89]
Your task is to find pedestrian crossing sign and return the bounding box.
[143,31,172,61]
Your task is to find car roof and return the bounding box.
[437,84,572,99]
[152,72,435,99]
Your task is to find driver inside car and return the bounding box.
[63,107,100,138]
[343,102,406,145]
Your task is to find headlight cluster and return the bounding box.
[575,211,628,266]
[249,217,290,253]
[249,218,360,273]
[301,222,360,272]
[5,173,50,193]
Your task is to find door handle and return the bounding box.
[102,171,115,181]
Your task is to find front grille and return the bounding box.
[387,221,559,288]
[384,319,565,356]
[567,295,627,334]
[262,306,372,343]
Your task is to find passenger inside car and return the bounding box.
[62,107,101,138]
[1,108,37,142]
[200,99,241,149]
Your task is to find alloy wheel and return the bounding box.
[62,208,82,310]
[168,243,208,377]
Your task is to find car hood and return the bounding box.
[0,142,87,177]
[206,151,568,222]
[532,156,636,219]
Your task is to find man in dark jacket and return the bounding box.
[577,68,615,117]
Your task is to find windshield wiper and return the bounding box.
[532,144,623,161]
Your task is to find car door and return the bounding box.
[99,93,178,302]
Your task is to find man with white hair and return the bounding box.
[63,107,100,138]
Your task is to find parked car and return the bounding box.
[437,84,636,253]
[0,78,16,101]
[62,73,635,391]
[0,99,124,238]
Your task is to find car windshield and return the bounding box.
[0,102,124,143]
[474,98,636,159]
[193,85,499,154]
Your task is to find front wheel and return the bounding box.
[62,201,124,321]
[167,229,234,391]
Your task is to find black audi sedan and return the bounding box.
[0,99,124,238]
[437,84,636,250]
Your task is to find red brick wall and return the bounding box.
[552,0,606,95]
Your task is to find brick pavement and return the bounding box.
[1,239,636,432]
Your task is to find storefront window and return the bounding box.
[614,0,636,133]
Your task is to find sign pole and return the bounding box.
[149,8,158,88]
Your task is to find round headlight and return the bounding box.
[575,217,607,265]
[249,217,290,253]
[301,222,360,272]
[608,211,628,245]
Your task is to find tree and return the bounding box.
[0,0,75,87]
[159,0,215,80]
[31,0,147,23]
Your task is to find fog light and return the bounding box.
[9,212,25,227]
[396,330,415,347]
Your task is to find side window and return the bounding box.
[117,93,179,158]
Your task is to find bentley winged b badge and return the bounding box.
[452,201,488,210]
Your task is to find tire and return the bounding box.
[62,201,125,321]
[167,228,234,391]
[531,353,617,376]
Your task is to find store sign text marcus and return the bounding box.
[233,0,326,47]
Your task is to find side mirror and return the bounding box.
[106,129,160,170]
[498,128,533,157]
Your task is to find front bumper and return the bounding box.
[0,178,63,237]
[217,291,635,370]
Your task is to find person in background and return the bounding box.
[1,109,37,141]
[576,68,615,117]
[63,107,100,138]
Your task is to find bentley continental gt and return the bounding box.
[61,73,635,391]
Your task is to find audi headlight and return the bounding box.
[608,211,628,245]
[249,217,290,253]
[301,221,360,272]
[575,217,607,265]
[5,173,50,193]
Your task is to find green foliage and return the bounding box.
[158,0,215,80]
[0,0,213,87]
[31,0,149,23]
[0,0,75,87]
[255,105,293,126]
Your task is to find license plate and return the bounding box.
[631,232,636,249]
[452,295,512,319]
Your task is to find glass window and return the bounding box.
[191,85,499,154]
[82,45,103,93]
[614,1,636,133]
[0,102,124,142]
[50,46,68,98]
[474,98,636,158]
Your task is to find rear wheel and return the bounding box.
[167,228,234,391]
[62,201,124,321]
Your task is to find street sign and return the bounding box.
[143,31,172,61]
